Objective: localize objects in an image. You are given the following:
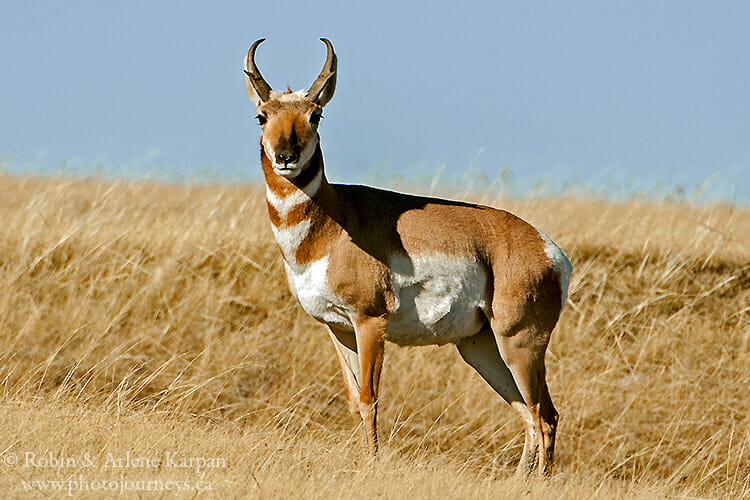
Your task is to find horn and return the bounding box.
[306,38,337,105]
[244,38,272,103]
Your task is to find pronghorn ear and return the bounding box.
[244,39,272,106]
[306,38,337,107]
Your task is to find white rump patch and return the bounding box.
[386,254,488,346]
[536,230,573,308]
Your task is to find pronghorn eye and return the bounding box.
[255,114,267,126]
[309,112,322,125]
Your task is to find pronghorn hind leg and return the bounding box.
[456,326,541,474]
[539,379,558,472]
[493,324,557,476]
[353,316,387,456]
[327,327,363,429]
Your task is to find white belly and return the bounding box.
[283,253,488,346]
[385,254,488,346]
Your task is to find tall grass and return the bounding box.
[0,174,747,498]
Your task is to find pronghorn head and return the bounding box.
[244,38,337,179]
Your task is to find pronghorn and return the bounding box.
[244,38,572,475]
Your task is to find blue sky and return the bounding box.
[1,1,748,202]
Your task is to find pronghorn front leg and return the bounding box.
[354,316,387,456]
[326,327,363,429]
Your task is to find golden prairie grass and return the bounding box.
[0,174,747,498]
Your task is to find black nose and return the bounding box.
[276,152,298,165]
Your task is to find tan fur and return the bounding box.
[245,39,571,476]
[258,101,320,157]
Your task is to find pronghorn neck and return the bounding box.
[262,142,339,268]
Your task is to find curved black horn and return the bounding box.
[244,38,272,104]
[306,38,337,106]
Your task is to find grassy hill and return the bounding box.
[0,174,747,498]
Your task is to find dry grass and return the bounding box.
[0,174,747,498]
